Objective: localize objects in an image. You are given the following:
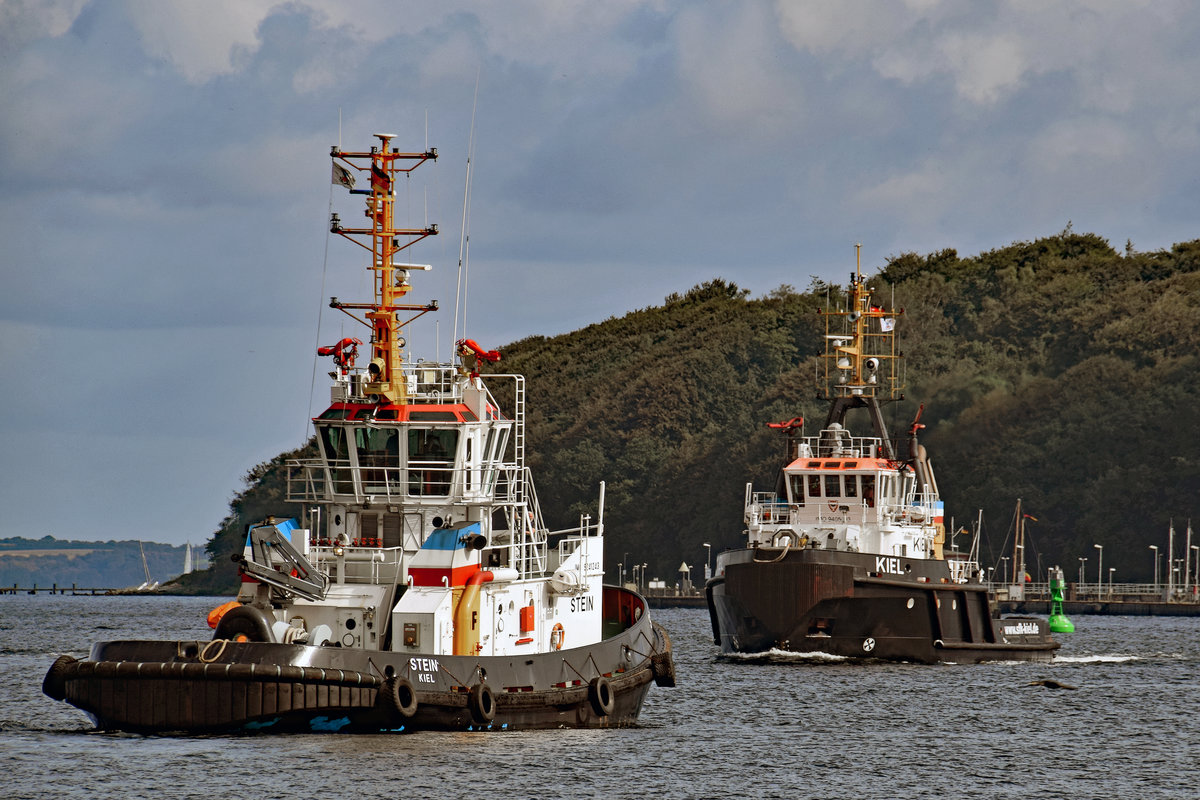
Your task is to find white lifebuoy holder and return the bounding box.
[551,622,565,651]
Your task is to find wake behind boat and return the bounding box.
[706,247,1059,664]
[43,133,675,733]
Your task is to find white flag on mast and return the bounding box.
[332,162,355,189]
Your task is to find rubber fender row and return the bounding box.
[47,656,380,689]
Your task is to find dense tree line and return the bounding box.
[181,231,1200,593]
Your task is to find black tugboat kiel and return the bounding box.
[706,247,1058,664]
[43,133,675,733]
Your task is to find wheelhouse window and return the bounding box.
[408,428,459,496]
[862,475,876,507]
[318,425,353,493]
[807,474,821,498]
[480,424,510,494]
[824,474,841,498]
[881,474,897,506]
[355,426,398,491]
[844,475,858,498]
[787,475,805,506]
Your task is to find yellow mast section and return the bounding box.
[329,134,438,404]
[820,244,904,400]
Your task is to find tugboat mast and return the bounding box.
[328,133,439,404]
[818,244,904,460]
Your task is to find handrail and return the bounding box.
[285,459,521,505]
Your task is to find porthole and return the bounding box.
[906,598,915,609]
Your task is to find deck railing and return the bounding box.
[993,580,1200,602]
[797,432,887,460]
[286,460,519,505]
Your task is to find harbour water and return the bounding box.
[3,594,1198,799]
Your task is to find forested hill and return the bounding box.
[0,537,193,590]
[183,231,1200,593]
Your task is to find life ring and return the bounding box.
[381,676,418,719]
[588,676,614,717]
[550,622,565,651]
[468,682,496,724]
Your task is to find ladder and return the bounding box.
[513,375,526,502]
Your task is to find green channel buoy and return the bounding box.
[1048,566,1075,634]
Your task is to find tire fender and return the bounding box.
[467,682,496,724]
[381,676,419,719]
[587,676,614,717]
[651,651,677,688]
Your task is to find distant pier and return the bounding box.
[646,592,706,609]
[1,583,118,596]
[643,581,1200,616]
[998,580,1200,617]
[998,598,1200,617]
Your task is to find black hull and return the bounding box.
[707,547,1058,664]
[44,599,675,734]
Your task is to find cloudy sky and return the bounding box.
[2,0,1198,547]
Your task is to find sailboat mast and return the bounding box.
[1012,498,1024,585]
[1168,518,1175,598]
[1186,520,1193,597]
[140,541,151,584]
[969,509,982,571]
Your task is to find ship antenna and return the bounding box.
[305,125,341,440]
[453,68,481,351]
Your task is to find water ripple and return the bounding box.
[3,597,1199,799]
